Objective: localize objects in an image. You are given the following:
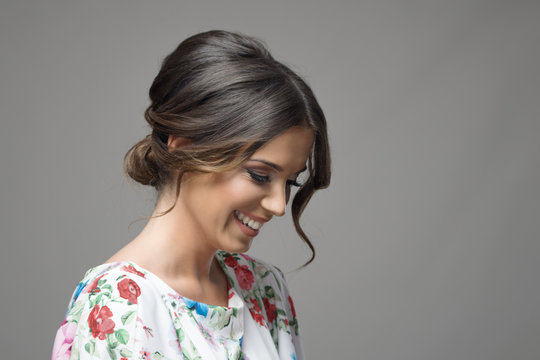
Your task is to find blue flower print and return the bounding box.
[183,297,209,317]
[70,280,88,306]
[65,280,89,316]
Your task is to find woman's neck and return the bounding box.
[106,188,229,305]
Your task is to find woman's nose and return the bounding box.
[260,184,286,217]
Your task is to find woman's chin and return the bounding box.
[220,240,253,254]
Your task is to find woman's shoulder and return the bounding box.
[216,251,301,343]
[74,261,153,295]
[216,250,293,313]
[53,262,170,359]
[64,261,162,322]
[216,251,286,286]
[79,261,150,283]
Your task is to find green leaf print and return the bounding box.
[152,351,165,360]
[277,318,290,332]
[209,307,233,329]
[94,293,103,305]
[115,329,130,345]
[107,333,119,349]
[84,340,95,355]
[290,318,299,335]
[119,348,133,357]
[70,301,85,318]
[177,326,185,342]
[187,342,203,360]
[106,346,117,360]
[227,344,242,360]
[271,272,283,292]
[101,284,113,292]
[121,310,136,325]
[265,285,275,298]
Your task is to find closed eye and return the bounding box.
[247,169,270,184]
[247,169,302,188]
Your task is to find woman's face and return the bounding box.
[177,126,314,253]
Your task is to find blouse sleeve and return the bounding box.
[271,265,305,360]
[52,268,177,359]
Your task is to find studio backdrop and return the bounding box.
[1,1,539,359]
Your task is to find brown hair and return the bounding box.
[124,30,331,266]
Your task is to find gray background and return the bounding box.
[1,0,539,359]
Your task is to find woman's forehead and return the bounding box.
[249,127,314,173]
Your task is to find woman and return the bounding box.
[52,30,330,359]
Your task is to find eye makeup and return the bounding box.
[246,169,302,187]
[246,169,271,184]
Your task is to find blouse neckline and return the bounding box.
[93,250,237,309]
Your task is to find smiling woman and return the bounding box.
[52,30,330,359]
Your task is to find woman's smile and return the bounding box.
[233,211,261,237]
[233,210,270,237]
[171,126,314,254]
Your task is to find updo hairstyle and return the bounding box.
[124,30,330,265]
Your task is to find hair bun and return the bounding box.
[123,135,161,187]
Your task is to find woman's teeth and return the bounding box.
[235,210,262,230]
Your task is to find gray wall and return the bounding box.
[1,0,539,359]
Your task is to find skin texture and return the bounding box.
[107,126,314,306]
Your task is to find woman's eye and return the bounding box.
[247,169,302,187]
[247,169,270,184]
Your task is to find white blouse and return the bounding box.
[52,251,303,359]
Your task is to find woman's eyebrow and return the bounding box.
[250,159,307,174]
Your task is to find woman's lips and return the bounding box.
[235,210,270,225]
[233,211,259,237]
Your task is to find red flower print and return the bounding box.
[88,305,115,340]
[85,275,104,294]
[140,350,151,359]
[288,296,296,318]
[122,264,146,278]
[250,310,265,326]
[249,298,261,313]
[248,298,265,326]
[224,255,238,268]
[117,278,141,304]
[235,265,254,290]
[240,253,254,262]
[263,297,277,323]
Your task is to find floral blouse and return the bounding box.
[52,251,303,360]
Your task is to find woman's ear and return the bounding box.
[167,135,192,151]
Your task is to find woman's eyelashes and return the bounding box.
[246,169,270,184]
[246,169,302,187]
